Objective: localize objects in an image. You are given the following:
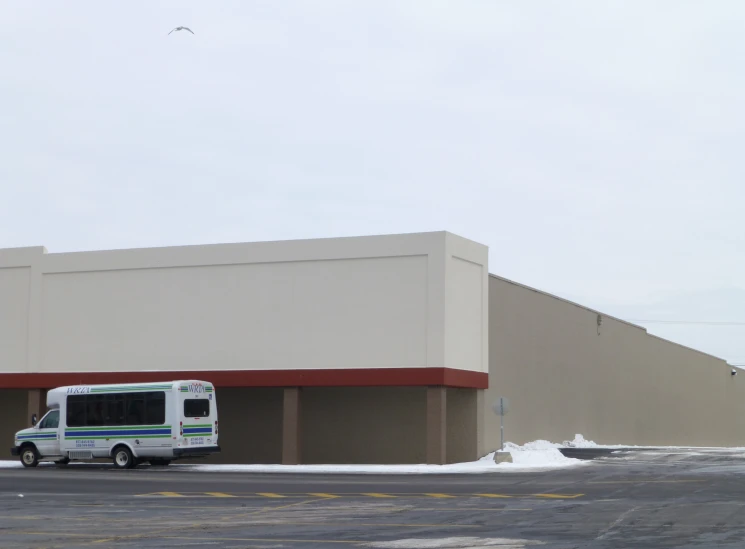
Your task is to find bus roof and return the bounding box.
[46,380,214,406]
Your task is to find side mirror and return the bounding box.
[31,414,38,427]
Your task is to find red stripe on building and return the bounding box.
[0,368,488,390]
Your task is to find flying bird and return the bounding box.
[169,26,194,35]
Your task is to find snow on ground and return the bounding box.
[174,440,584,474]
[10,434,744,474]
[561,433,745,452]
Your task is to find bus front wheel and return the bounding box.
[20,445,39,468]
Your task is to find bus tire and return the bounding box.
[20,445,39,468]
[112,446,135,469]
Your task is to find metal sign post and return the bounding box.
[491,397,509,451]
[501,399,504,451]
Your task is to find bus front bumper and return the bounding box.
[173,445,221,458]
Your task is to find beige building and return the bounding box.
[1,231,740,464]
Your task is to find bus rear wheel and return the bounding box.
[112,446,135,469]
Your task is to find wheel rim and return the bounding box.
[22,450,35,465]
[115,451,129,467]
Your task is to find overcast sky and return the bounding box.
[2,1,744,361]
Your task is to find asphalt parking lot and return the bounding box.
[2,448,745,548]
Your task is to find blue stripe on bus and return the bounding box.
[183,428,212,434]
[64,429,171,437]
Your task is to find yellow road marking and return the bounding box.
[407,508,532,512]
[76,503,269,510]
[14,532,98,539]
[81,497,342,545]
[222,521,480,528]
[220,496,343,523]
[0,516,46,520]
[589,480,705,484]
[164,536,363,544]
[533,494,584,499]
[133,491,580,499]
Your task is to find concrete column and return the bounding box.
[475,389,485,459]
[282,387,302,465]
[426,386,447,464]
[27,389,46,426]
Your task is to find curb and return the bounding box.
[558,447,645,460]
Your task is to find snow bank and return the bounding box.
[560,433,745,451]
[501,440,579,469]
[0,461,20,469]
[562,434,600,448]
[174,440,583,474]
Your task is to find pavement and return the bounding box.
[2,448,745,548]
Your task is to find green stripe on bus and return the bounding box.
[90,384,172,388]
[184,434,212,437]
[90,387,171,392]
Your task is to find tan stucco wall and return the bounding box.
[445,234,489,375]
[0,267,31,373]
[0,232,487,377]
[485,275,745,449]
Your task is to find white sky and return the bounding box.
[2,1,744,361]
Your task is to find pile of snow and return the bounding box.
[562,434,600,448]
[0,461,20,469]
[501,440,579,469]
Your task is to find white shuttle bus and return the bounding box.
[11,380,220,469]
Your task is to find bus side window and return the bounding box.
[104,394,125,425]
[67,395,87,427]
[145,392,166,425]
[86,395,105,426]
[126,396,145,425]
[39,410,60,429]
